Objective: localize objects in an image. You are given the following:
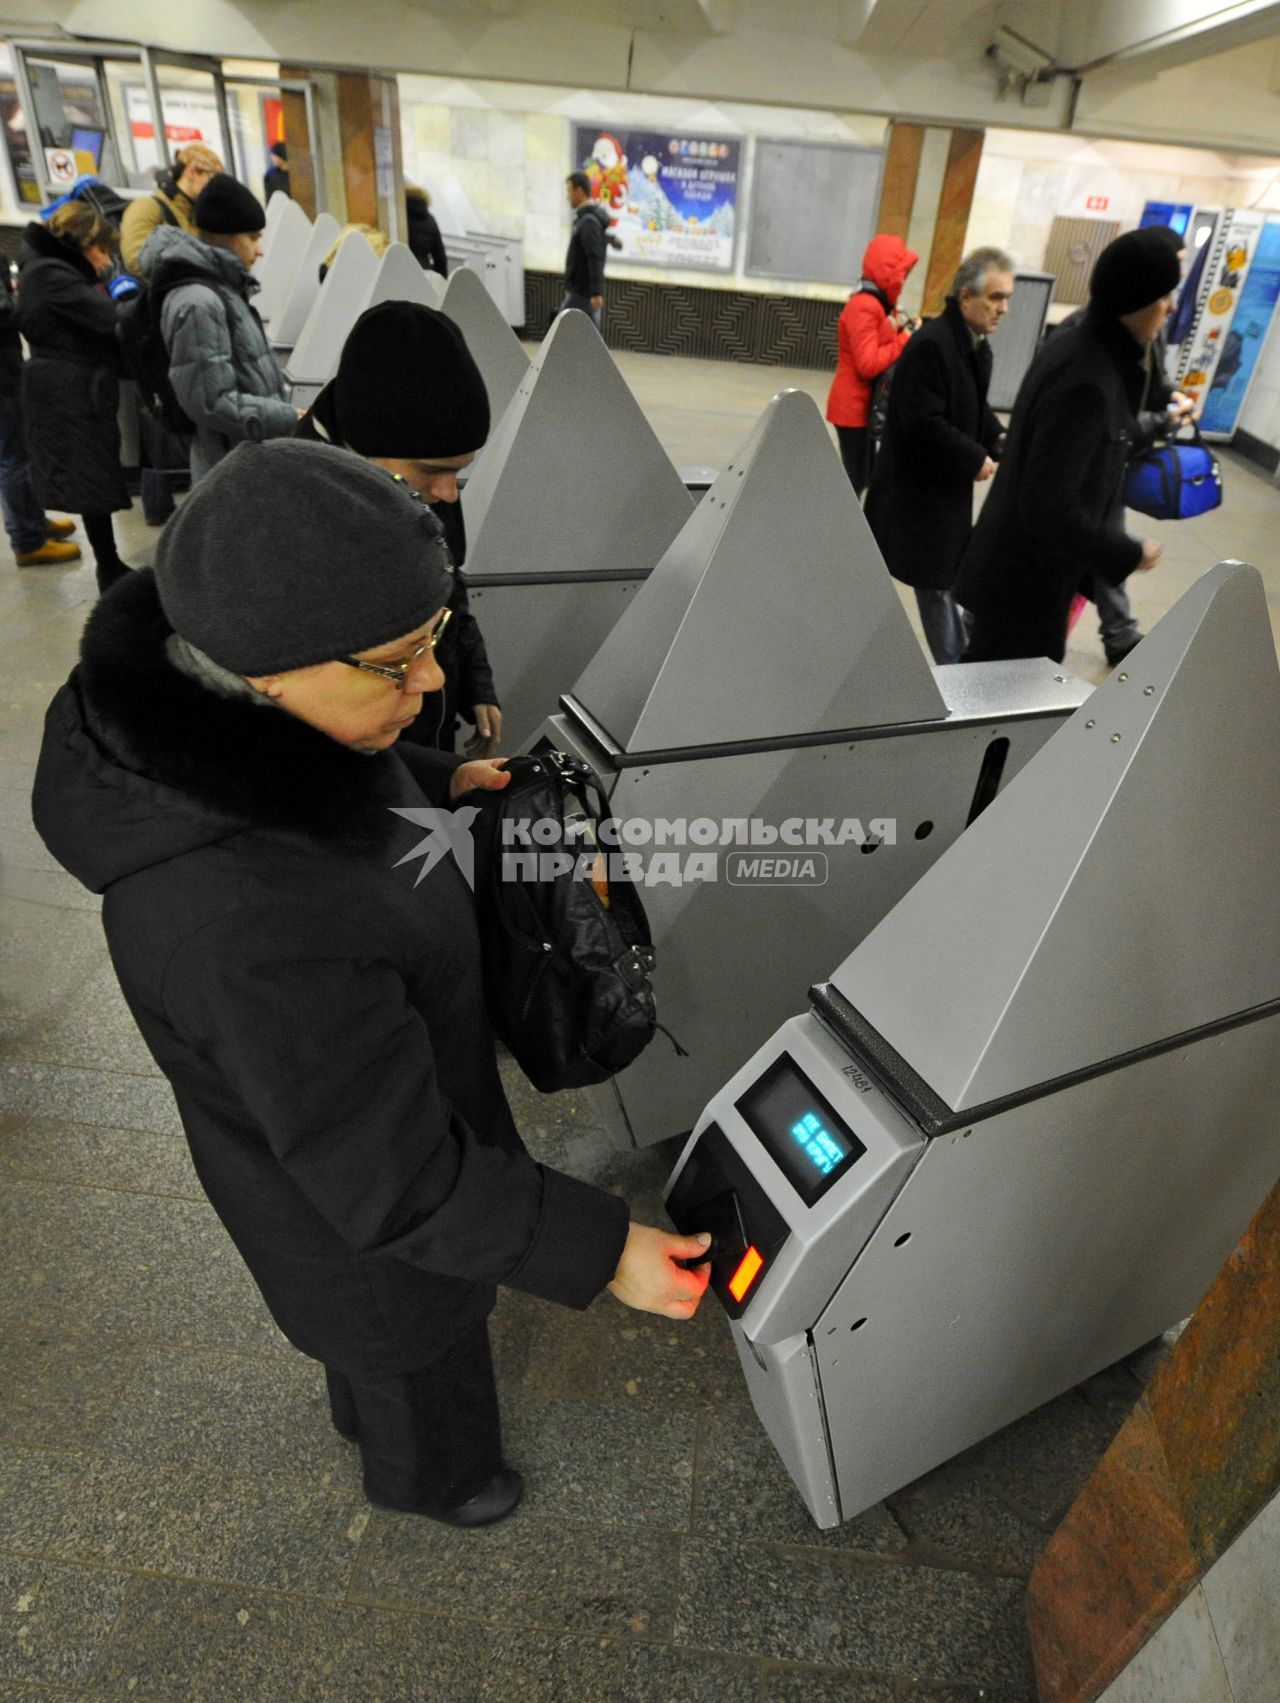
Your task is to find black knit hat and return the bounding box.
[332,301,491,457]
[154,439,455,674]
[194,173,267,236]
[1090,228,1183,316]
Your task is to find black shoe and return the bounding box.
[365,1466,524,1529]
[1104,636,1143,667]
[96,563,134,595]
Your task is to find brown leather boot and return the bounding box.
[15,538,81,565]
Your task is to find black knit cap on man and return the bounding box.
[955,227,1182,665]
[296,300,503,757]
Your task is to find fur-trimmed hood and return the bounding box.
[18,219,100,285]
[33,570,425,894]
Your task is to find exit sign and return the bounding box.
[1086,195,1110,211]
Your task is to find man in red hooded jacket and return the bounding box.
[825,234,919,496]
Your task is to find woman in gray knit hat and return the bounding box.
[32,439,711,1528]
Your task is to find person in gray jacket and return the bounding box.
[140,175,296,483]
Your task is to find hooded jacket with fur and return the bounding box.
[31,571,630,1378]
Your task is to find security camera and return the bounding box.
[988,24,1054,78]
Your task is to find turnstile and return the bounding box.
[463,309,695,746]
[440,265,530,431]
[532,389,1090,1148]
[665,562,1280,1528]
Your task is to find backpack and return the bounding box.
[461,750,659,1094]
[117,271,233,436]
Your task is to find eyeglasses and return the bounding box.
[339,608,451,688]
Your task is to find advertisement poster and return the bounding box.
[1200,219,1280,437]
[1175,209,1265,415]
[572,124,739,272]
[124,83,226,174]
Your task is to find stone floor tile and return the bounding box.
[0,1553,130,1686]
[509,1281,751,1411]
[0,1179,285,1353]
[0,1118,200,1200]
[0,1063,181,1135]
[0,896,107,1034]
[195,1601,630,1703]
[517,1119,675,1227]
[694,1407,908,1555]
[889,1475,1045,1574]
[760,1665,897,1701]
[81,1575,238,1701]
[952,1393,1120,1529]
[94,1350,357,1485]
[501,1395,696,1529]
[0,863,101,911]
[0,1446,89,1556]
[0,1327,137,1450]
[6,966,161,1078]
[351,1513,680,1638]
[49,1454,366,1598]
[676,1548,1033,1688]
[620,1642,763,1700]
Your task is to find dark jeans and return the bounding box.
[325,1323,504,1513]
[0,391,48,554]
[1083,570,1141,659]
[557,291,601,330]
[140,467,175,525]
[914,586,970,666]
[835,425,872,498]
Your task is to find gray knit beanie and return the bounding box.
[154,439,454,674]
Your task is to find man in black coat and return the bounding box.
[956,228,1181,664]
[295,300,503,757]
[559,171,606,329]
[864,246,1013,664]
[32,442,711,1529]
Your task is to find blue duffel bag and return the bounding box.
[1122,425,1222,521]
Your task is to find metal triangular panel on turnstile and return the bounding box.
[830,562,1280,1111]
[271,213,339,349]
[261,191,290,251]
[253,198,312,327]
[572,389,947,751]
[441,264,529,427]
[461,308,693,581]
[286,232,379,384]
[360,243,445,317]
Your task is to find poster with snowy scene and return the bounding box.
[572,125,740,272]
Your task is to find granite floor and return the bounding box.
[1,351,1276,1700]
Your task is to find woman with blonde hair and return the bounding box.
[319,223,389,283]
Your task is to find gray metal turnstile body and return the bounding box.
[462,309,695,746]
[665,562,1280,1528]
[271,212,340,354]
[440,265,530,432]
[285,231,379,411]
[252,197,313,331]
[531,389,1089,1148]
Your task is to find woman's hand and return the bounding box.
[450,758,510,800]
[464,704,503,760]
[607,1223,712,1319]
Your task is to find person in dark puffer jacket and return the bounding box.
[0,258,79,567]
[17,200,132,592]
[140,174,296,483]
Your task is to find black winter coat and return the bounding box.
[864,298,1002,592]
[406,196,448,277]
[294,388,500,750]
[954,308,1147,658]
[16,222,128,515]
[0,267,24,398]
[31,573,629,1380]
[564,203,606,299]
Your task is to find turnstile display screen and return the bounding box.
[736,1056,866,1206]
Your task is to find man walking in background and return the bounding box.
[559,172,606,330]
[865,247,1014,664]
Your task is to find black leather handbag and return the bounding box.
[462,750,658,1093]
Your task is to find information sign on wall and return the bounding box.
[572,124,739,272]
[124,83,225,172]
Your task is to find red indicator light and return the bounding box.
[728,1245,764,1303]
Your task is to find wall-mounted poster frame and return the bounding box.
[746,138,883,286]
[571,123,740,273]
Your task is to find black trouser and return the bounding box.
[835,424,872,498]
[82,512,127,592]
[325,1323,504,1513]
